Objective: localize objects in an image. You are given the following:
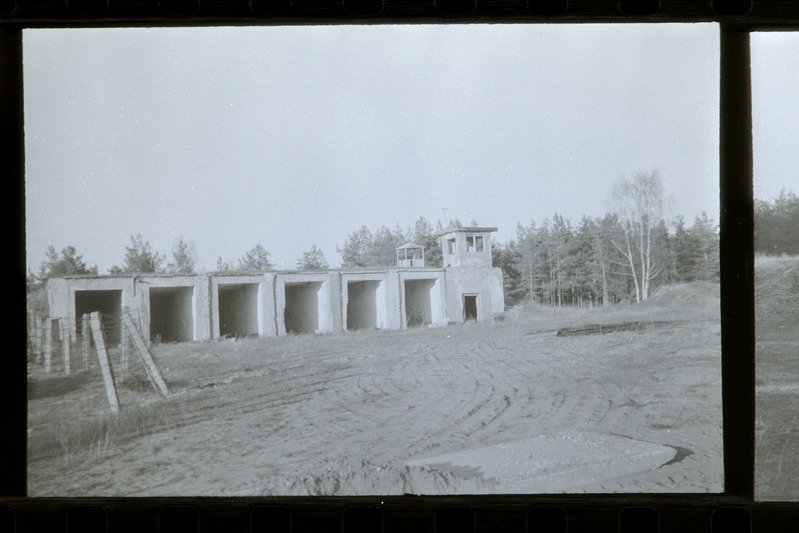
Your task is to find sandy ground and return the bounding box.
[27,284,723,496]
[755,255,799,501]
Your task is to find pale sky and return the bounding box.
[24,24,721,272]
[751,32,799,203]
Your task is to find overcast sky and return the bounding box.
[24,24,722,272]
[751,32,799,204]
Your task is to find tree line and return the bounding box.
[755,188,799,256]
[496,209,719,308]
[29,170,732,311]
[337,171,720,308]
[497,171,719,308]
[27,235,333,294]
[337,217,468,270]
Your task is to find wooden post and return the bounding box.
[90,312,119,413]
[35,316,43,364]
[33,315,42,365]
[138,308,147,349]
[60,318,70,376]
[28,312,41,364]
[26,311,34,362]
[82,314,90,372]
[43,318,52,373]
[120,324,128,383]
[122,311,170,398]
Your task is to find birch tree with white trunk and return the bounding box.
[606,170,665,303]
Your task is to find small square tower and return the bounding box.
[396,242,425,268]
[440,227,497,268]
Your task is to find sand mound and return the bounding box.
[642,281,720,310]
[755,256,799,323]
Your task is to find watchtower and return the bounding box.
[440,227,497,268]
[396,242,425,268]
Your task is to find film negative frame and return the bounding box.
[3,2,799,531]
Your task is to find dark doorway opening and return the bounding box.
[75,290,122,344]
[150,287,194,342]
[464,295,478,321]
[404,279,435,327]
[347,280,380,330]
[218,283,259,338]
[284,282,322,334]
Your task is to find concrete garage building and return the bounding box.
[47,274,213,344]
[45,227,504,342]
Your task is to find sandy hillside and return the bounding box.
[28,282,723,496]
[755,255,799,501]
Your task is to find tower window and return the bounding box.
[466,235,484,252]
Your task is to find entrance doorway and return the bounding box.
[463,295,478,321]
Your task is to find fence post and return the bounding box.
[122,311,170,398]
[119,321,128,383]
[33,315,42,365]
[82,314,90,372]
[43,318,52,373]
[138,308,146,349]
[90,312,119,413]
[60,318,70,376]
[26,311,34,362]
[27,312,40,364]
[36,316,43,364]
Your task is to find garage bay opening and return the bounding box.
[284,282,322,334]
[75,290,122,344]
[218,283,259,338]
[404,279,437,327]
[347,280,383,331]
[149,287,195,343]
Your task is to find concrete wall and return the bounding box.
[44,264,503,342]
[46,276,136,320]
[46,276,138,344]
[444,266,505,323]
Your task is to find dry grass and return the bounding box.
[511,281,719,333]
[755,253,799,269]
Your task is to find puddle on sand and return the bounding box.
[406,432,676,493]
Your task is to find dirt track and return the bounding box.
[755,256,799,501]
[28,284,723,496]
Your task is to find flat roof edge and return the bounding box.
[45,268,454,283]
[439,226,499,236]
